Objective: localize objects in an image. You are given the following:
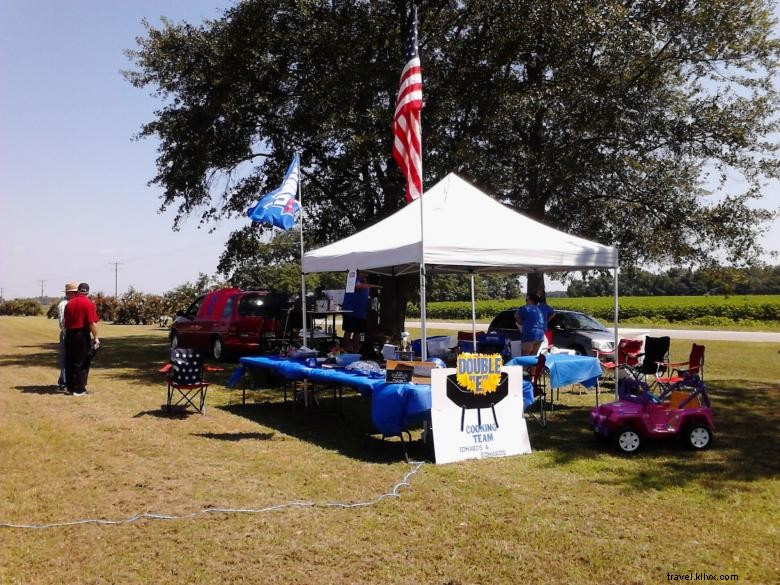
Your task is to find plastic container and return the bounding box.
[411,336,454,358]
[381,344,397,360]
[335,353,362,366]
[458,340,478,353]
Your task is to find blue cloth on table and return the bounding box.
[234,356,431,437]
[506,354,602,389]
[522,379,534,409]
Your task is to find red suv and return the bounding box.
[170,288,287,360]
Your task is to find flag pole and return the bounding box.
[412,4,427,362]
[298,153,308,349]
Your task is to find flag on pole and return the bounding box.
[246,154,301,230]
[392,6,423,203]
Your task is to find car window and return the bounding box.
[569,312,607,331]
[220,296,235,319]
[184,295,205,316]
[551,313,579,330]
[238,294,268,317]
[491,311,518,330]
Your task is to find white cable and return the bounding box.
[0,462,424,530]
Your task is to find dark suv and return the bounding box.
[486,309,615,356]
[170,288,288,360]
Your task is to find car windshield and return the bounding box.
[564,312,607,331]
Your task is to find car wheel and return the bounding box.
[170,332,179,351]
[569,345,586,356]
[212,336,224,361]
[683,424,712,450]
[613,427,641,454]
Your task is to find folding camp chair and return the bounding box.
[525,354,548,427]
[160,348,221,414]
[597,338,643,382]
[625,336,670,386]
[655,343,705,395]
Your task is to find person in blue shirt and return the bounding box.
[341,271,380,353]
[515,292,555,355]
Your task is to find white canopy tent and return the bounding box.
[302,173,619,364]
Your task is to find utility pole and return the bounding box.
[38,280,46,303]
[110,261,123,297]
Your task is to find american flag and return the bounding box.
[392,6,423,203]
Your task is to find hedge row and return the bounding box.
[408,295,780,322]
[0,299,42,316]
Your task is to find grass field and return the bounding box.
[1,316,778,584]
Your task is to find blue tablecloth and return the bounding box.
[505,354,602,389]
[232,356,432,437]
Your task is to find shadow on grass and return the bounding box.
[530,380,780,492]
[193,431,275,441]
[15,384,63,395]
[0,333,231,386]
[133,408,202,419]
[219,391,430,464]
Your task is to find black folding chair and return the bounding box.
[160,348,220,414]
[626,336,670,386]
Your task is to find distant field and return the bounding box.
[416,295,780,326]
[1,316,778,584]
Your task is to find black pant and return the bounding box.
[65,329,91,393]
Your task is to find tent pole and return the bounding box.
[298,153,308,349]
[418,171,426,362]
[470,272,477,350]
[613,248,619,401]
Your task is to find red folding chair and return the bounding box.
[655,344,705,395]
[597,338,643,382]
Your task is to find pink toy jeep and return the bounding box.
[590,375,714,454]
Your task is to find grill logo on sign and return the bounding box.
[448,354,509,432]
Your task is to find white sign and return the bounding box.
[345,269,357,293]
[430,365,531,464]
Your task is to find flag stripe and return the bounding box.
[392,8,423,204]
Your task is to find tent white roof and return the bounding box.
[302,173,617,275]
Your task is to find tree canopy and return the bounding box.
[126,0,780,294]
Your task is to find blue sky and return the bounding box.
[0,1,778,300]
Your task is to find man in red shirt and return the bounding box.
[63,282,100,396]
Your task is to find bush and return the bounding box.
[114,289,165,325]
[0,299,43,316]
[46,303,59,319]
[93,294,119,322]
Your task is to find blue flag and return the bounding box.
[246,154,301,230]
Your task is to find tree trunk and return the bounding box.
[376,273,416,341]
[527,272,546,299]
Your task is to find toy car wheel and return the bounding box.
[613,428,641,454]
[170,332,179,351]
[683,424,712,450]
[212,336,224,361]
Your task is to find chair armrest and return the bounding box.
[159,363,172,373]
[659,360,688,368]
[205,366,224,372]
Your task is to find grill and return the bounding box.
[446,372,509,431]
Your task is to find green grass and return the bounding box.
[1,316,778,584]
